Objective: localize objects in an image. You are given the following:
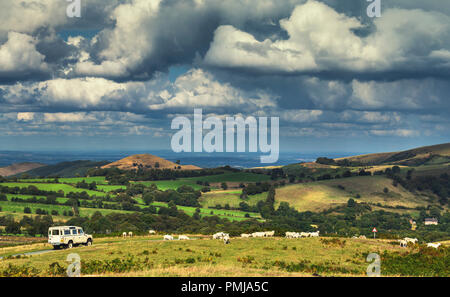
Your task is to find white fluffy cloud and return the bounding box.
[43,112,97,123]
[204,0,450,74]
[0,32,47,73]
[72,0,162,78]
[17,112,35,122]
[0,0,67,40]
[1,69,276,114]
[1,77,151,110]
[149,69,277,112]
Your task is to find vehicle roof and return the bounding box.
[49,226,82,229]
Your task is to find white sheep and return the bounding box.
[213,232,228,239]
[251,232,266,238]
[309,231,320,237]
[399,240,408,247]
[404,237,418,244]
[285,232,297,238]
[427,243,441,249]
[265,231,275,237]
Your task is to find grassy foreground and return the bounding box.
[1,236,448,277]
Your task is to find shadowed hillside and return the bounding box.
[334,143,450,166]
[19,161,110,178]
[0,163,45,177]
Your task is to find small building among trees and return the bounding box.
[424,218,438,226]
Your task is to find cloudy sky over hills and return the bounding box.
[0,0,449,152]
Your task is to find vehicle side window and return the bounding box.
[52,230,60,236]
[64,230,70,235]
[72,229,77,235]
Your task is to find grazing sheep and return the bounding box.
[128,231,133,237]
[404,237,418,244]
[241,234,251,238]
[427,243,441,249]
[178,235,190,240]
[309,231,320,237]
[251,232,266,238]
[164,235,174,241]
[122,232,127,238]
[265,231,275,237]
[359,235,367,239]
[300,232,310,238]
[223,235,230,244]
[213,232,228,239]
[399,240,408,247]
[285,232,297,238]
[149,230,156,235]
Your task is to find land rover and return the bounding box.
[48,226,93,249]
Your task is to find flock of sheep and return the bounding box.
[163,234,190,241]
[285,231,320,238]
[120,230,443,249]
[397,237,442,249]
[240,231,275,238]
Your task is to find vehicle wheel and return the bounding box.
[86,239,92,246]
[67,241,73,249]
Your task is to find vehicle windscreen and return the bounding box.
[78,229,84,234]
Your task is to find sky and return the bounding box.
[0,0,449,154]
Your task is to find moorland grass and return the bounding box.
[1,236,445,277]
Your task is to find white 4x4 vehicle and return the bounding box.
[48,226,93,249]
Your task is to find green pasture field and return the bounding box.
[96,185,126,192]
[135,172,271,191]
[199,190,267,209]
[134,180,203,191]
[149,202,261,221]
[4,194,68,204]
[0,182,107,197]
[130,197,260,221]
[0,201,133,218]
[19,177,108,184]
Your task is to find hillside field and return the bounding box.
[275,176,439,213]
[0,236,448,277]
[0,182,107,197]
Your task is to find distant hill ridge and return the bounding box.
[19,160,110,178]
[0,162,45,177]
[101,154,201,171]
[334,143,450,166]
